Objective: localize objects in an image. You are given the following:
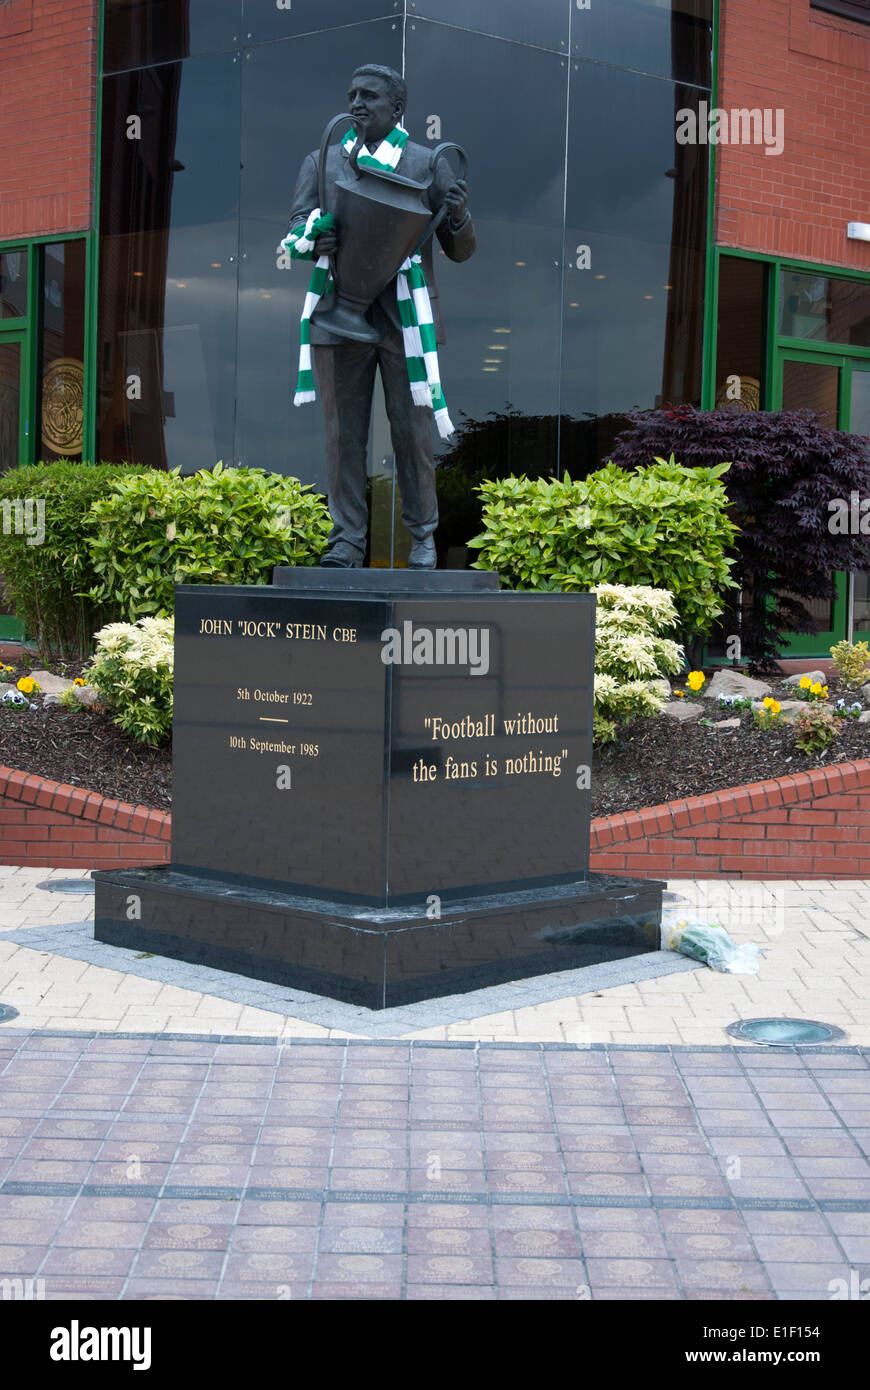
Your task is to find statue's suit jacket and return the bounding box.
[288,137,476,346]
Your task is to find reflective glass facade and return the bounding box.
[97,0,712,556]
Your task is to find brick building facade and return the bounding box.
[716,0,870,271]
[0,0,97,242]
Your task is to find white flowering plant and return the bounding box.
[84,616,174,745]
[593,584,684,743]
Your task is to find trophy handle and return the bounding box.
[408,142,469,258]
[316,112,356,213]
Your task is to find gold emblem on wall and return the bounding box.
[715,374,761,412]
[42,357,84,454]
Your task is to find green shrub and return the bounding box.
[793,705,841,757]
[469,456,737,648]
[0,460,144,661]
[830,639,870,689]
[592,584,684,744]
[85,464,332,618]
[85,617,174,745]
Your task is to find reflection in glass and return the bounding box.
[852,366,870,437]
[103,0,240,73]
[40,241,87,462]
[0,343,21,472]
[0,251,27,319]
[405,23,567,477]
[780,359,839,427]
[715,255,766,410]
[97,56,240,471]
[560,68,707,474]
[572,0,713,86]
[246,0,401,48]
[780,271,870,348]
[850,368,870,638]
[414,0,570,52]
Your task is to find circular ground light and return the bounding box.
[36,878,94,894]
[726,1017,845,1047]
[0,1004,20,1023]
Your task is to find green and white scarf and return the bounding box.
[278,124,454,439]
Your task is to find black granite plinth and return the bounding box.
[92,866,662,1009]
[272,566,501,593]
[93,569,664,1008]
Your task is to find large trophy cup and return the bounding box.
[310,112,468,344]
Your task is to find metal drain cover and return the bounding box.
[36,878,94,895]
[0,1004,20,1023]
[727,1017,845,1046]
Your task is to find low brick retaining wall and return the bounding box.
[590,759,870,880]
[0,768,170,869]
[2,760,869,879]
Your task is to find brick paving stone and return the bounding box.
[664,1230,757,1260]
[585,1257,679,1289]
[318,1224,404,1254]
[142,1222,232,1250]
[122,1279,218,1299]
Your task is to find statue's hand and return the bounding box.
[314,230,338,257]
[444,179,469,227]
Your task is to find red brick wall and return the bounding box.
[0,0,98,240]
[0,768,169,869]
[590,759,870,880]
[2,761,869,879]
[716,0,870,270]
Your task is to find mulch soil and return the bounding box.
[0,659,867,818]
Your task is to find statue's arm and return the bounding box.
[432,155,476,263]
[287,152,320,229]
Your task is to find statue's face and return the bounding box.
[347,75,401,144]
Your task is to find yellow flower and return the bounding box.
[16,677,35,695]
[763,696,774,708]
[799,676,812,689]
[821,686,829,697]
[673,689,685,698]
[770,700,781,715]
[810,682,822,695]
[73,678,85,686]
[687,670,706,692]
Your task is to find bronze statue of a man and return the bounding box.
[281,64,475,569]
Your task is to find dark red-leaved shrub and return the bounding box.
[608,406,870,666]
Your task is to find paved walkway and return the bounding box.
[0,870,868,1044]
[0,1031,867,1300]
[0,869,867,1301]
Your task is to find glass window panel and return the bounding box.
[412,0,570,53]
[237,20,403,490]
[97,55,241,471]
[103,0,241,73]
[851,366,870,437]
[715,255,765,410]
[560,68,708,473]
[779,271,870,349]
[40,241,87,462]
[0,250,27,319]
[780,358,839,427]
[0,343,22,472]
[403,19,568,520]
[245,0,401,47]
[572,0,713,86]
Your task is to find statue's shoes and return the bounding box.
[408,536,437,569]
[320,542,364,568]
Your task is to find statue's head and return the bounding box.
[348,64,407,144]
